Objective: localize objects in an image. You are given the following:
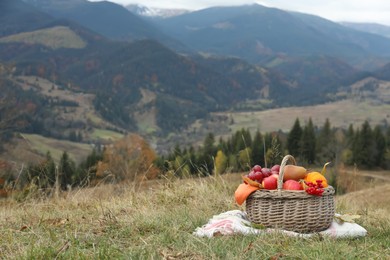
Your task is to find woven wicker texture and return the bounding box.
[246,155,335,233]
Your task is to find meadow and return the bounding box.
[0,169,389,259]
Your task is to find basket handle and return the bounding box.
[277,155,297,190]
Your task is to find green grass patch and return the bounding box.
[90,129,124,142]
[0,26,87,49]
[21,133,92,163]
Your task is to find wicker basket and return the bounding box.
[246,155,335,233]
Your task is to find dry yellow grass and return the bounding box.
[215,99,390,133]
[0,172,389,259]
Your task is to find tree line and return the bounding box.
[1,134,160,197]
[155,118,390,177]
[1,119,388,197]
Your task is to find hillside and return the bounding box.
[0,0,54,37]
[22,0,185,50]
[0,26,87,50]
[156,4,390,68]
[341,22,390,38]
[1,1,390,164]
[0,20,295,135]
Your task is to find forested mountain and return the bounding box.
[155,4,390,68]
[22,0,185,50]
[374,62,390,81]
[0,0,54,37]
[341,22,390,39]
[1,0,390,165]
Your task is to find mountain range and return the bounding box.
[0,0,390,162]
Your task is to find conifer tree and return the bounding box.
[234,129,247,152]
[251,130,264,166]
[373,125,386,167]
[345,124,355,148]
[45,151,56,186]
[352,121,375,167]
[59,151,76,189]
[300,118,316,164]
[316,118,336,162]
[287,118,302,157]
[200,133,217,175]
[186,146,197,174]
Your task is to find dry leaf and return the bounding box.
[242,175,261,187]
[19,225,28,231]
[335,214,360,223]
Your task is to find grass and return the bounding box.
[0,26,87,50]
[213,99,390,134]
[21,134,92,164]
[0,172,389,259]
[89,129,124,142]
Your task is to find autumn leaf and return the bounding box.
[242,175,261,187]
[334,214,361,223]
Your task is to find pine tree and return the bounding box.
[300,118,316,164]
[352,121,375,167]
[373,125,386,167]
[200,133,216,175]
[234,129,247,152]
[316,118,336,163]
[287,118,302,157]
[44,151,56,186]
[59,151,76,190]
[251,130,264,166]
[346,124,355,148]
[187,146,197,174]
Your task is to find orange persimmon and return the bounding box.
[304,172,328,188]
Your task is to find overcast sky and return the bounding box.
[89,0,390,25]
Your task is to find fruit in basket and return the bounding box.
[262,175,278,190]
[252,165,262,173]
[261,167,271,177]
[304,180,325,196]
[304,172,328,188]
[282,180,303,190]
[271,164,280,174]
[248,171,264,183]
[282,165,307,181]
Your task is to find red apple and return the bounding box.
[262,175,278,190]
[253,172,264,183]
[271,164,280,173]
[248,171,264,183]
[252,165,262,173]
[261,168,271,177]
[283,180,303,190]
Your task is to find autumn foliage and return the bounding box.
[96,134,159,182]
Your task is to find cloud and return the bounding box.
[259,0,390,25]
